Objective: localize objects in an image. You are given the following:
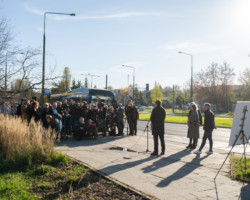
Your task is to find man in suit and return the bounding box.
[150,100,166,156]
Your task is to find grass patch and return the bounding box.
[215,112,234,118]
[230,156,250,183]
[139,114,233,128]
[0,153,148,200]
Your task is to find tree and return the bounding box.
[118,87,132,104]
[51,67,71,93]
[194,62,235,112]
[84,77,88,88]
[150,83,163,104]
[237,68,250,100]
[71,79,82,90]
[107,86,113,91]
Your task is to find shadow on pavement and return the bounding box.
[142,149,191,173]
[56,135,129,148]
[240,183,250,200]
[99,156,157,176]
[156,154,210,188]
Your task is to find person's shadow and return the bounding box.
[142,149,191,174]
[100,156,157,176]
[239,183,250,200]
[156,154,210,188]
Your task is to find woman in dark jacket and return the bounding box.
[28,101,41,123]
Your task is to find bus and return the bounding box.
[51,88,115,104]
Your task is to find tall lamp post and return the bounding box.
[122,65,135,101]
[42,12,75,104]
[178,51,193,102]
[81,73,100,88]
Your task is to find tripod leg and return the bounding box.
[214,131,242,180]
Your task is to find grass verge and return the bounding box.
[230,156,250,183]
[139,114,233,128]
[0,152,149,200]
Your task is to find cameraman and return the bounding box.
[116,104,125,136]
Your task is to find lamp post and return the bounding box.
[42,12,75,104]
[81,73,100,88]
[122,65,135,101]
[178,51,193,102]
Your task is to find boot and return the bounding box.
[186,139,192,148]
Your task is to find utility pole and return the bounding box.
[172,85,175,113]
[5,54,7,91]
[105,74,108,89]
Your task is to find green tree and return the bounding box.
[71,79,82,90]
[51,67,71,93]
[150,83,163,104]
[84,77,88,88]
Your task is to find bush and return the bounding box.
[0,114,55,170]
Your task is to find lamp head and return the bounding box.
[70,13,76,16]
[178,51,183,54]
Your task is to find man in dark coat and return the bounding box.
[194,103,216,154]
[150,100,166,156]
[125,100,139,135]
[116,103,125,136]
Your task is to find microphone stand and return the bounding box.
[143,120,150,153]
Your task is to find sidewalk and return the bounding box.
[56,133,250,200]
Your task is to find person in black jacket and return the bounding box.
[27,101,41,123]
[194,103,216,154]
[150,100,166,156]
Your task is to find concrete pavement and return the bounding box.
[56,123,250,200]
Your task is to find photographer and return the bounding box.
[116,104,125,136]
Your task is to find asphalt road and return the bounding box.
[124,120,232,146]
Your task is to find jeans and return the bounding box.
[199,130,213,151]
[153,134,165,153]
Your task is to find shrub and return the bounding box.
[0,114,56,169]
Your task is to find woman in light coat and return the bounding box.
[187,103,200,149]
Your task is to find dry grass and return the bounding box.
[0,114,55,166]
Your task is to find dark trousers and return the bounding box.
[117,120,124,135]
[153,134,165,153]
[199,130,213,151]
[128,118,137,135]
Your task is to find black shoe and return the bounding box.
[151,152,158,156]
[186,144,192,149]
[160,152,165,155]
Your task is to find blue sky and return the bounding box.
[1,0,250,89]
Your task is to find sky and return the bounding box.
[1,0,250,90]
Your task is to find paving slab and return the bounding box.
[56,132,250,200]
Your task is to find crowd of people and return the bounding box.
[15,98,139,142]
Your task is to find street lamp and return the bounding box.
[81,73,100,88]
[42,12,75,104]
[122,65,135,101]
[178,51,193,102]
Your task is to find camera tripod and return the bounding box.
[215,106,250,180]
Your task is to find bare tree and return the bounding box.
[237,68,250,100]
[194,62,235,112]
